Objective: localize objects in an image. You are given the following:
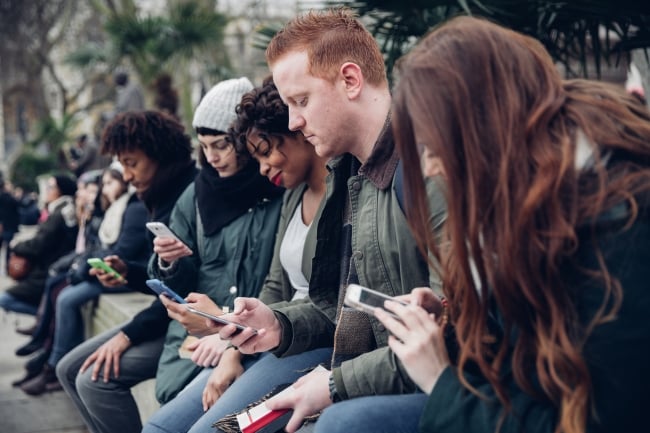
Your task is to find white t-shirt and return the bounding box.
[279,202,311,301]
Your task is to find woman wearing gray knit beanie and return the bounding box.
[143,76,333,433]
[144,77,285,419]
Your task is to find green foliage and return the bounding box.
[10,151,57,192]
[100,2,229,85]
[27,114,78,154]
[325,0,650,81]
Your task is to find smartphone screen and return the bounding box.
[185,306,257,335]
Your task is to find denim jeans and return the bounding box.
[310,392,428,433]
[141,347,333,433]
[0,292,38,315]
[30,272,69,343]
[56,325,165,433]
[47,280,106,367]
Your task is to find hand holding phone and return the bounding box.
[343,284,407,319]
[87,258,124,281]
[186,306,257,336]
[147,222,192,263]
[146,279,187,304]
[146,222,184,243]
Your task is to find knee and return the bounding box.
[313,403,356,433]
[75,367,99,401]
[56,284,82,309]
[56,352,77,385]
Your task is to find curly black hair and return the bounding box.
[229,76,298,156]
[101,111,193,165]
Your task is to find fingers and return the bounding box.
[285,411,305,433]
[232,297,255,314]
[374,307,408,340]
[160,295,186,313]
[202,388,210,412]
[227,328,261,353]
[103,356,112,383]
[384,300,434,329]
[185,292,209,303]
[80,352,97,374]
[91,355,104,382]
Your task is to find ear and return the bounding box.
[339,62,363,100]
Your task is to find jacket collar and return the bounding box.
[47,195,73,213]
[327,114,398,190]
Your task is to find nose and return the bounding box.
[205,148,220,163]
[122,169,134,183]
[259,160,271,177]
[288,110,305,132]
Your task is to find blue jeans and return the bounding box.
[47,280,106,367]
[31,272,69,343]
[311,393,428,433]
[0,291,38,315]
[142,347,333,433]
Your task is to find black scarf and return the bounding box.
[194,160,284,236]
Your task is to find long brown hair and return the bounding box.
[393,16,650,433]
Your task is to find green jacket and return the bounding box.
[149,182,282,403]
[420,201,650,433]
[272,123,447,399]
[258,183,324,308]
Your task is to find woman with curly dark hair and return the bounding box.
[141,77,332,433]
[314,16,650,433]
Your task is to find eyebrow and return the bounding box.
[198,136,228,146]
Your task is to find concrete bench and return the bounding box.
[83,292,160,423]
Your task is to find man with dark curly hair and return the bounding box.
[56,110,198,433]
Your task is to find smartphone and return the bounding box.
[344,284,407,319]
[86,258,124,280]
[145,278,187,304]
[185,306,257,335]
[146,222,184,244]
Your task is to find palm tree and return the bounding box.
[66,0,230,127]
[324,0,650,82]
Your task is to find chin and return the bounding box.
[315,145,335,159]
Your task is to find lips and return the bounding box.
[270,172,282,186]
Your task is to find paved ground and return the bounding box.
[0,274,89,433]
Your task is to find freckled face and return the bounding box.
[271,50,354,159]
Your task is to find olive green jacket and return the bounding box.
[272,123,447,399]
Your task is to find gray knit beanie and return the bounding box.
[192,77,254,132]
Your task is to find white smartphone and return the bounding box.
[185,306,257,335]
[146,222,185,244]
[344,284,407,319]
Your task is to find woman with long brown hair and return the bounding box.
[314,16,650,433]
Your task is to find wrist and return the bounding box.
[120,331,132,345]
[328,373,341,403]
